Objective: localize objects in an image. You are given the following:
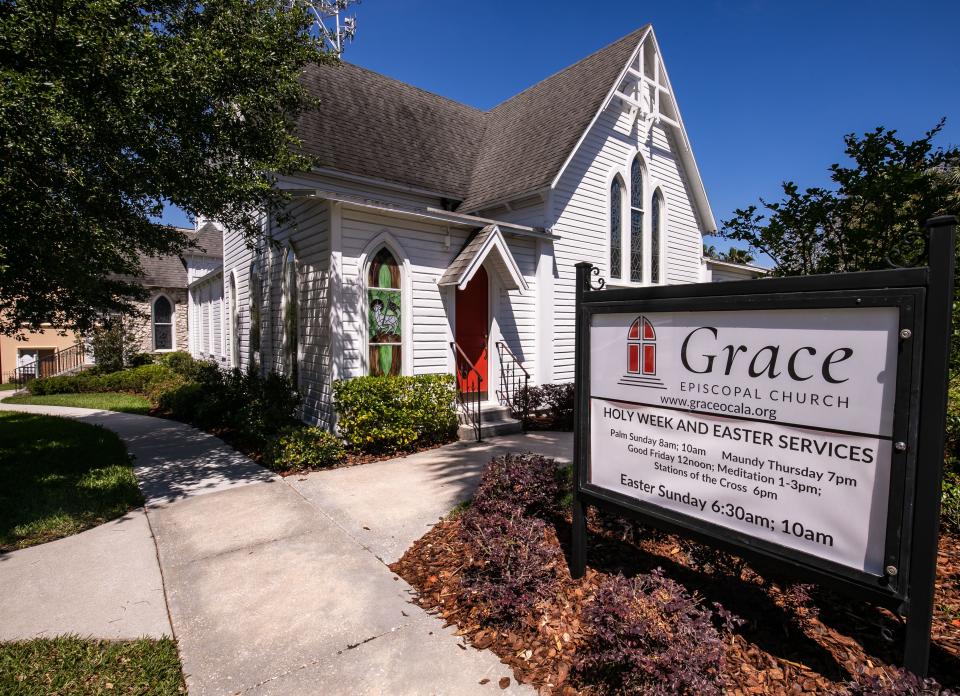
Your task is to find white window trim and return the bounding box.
[151,293,176,352]
[358,230,412,377]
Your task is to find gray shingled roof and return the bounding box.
[296,25,650,212]
[135,254,188,288]
[188,223,223,259]
[461,26,650,211]
[437,225,495,286]
[298,62,486,199]
[117,226,223,289]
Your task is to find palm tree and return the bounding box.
[723,247,755,265]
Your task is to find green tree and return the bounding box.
[0,0,335,335]
[720,120,959,276]
[722,247,754,265]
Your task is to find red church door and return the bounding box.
[455,266,489,395]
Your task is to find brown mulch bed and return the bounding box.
[391,509,960,694]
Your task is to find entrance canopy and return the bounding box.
[438,225,528,292]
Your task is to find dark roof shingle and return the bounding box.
[297,62,486,198]
[461,26,649,211]
[295,26,650,211]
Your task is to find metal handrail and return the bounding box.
[12,342,86,388]
[450,341,483,442]
[495,341,530,428]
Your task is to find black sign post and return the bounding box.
[569,216,956,676]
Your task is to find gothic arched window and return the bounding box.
[610,177,623,279]
[630,156,645,283]
[651,189,664,284]
[368,248,402,376]
[152,295,173,351]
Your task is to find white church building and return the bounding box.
[195,25,759,429]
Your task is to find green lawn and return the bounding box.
[0,411,144,551]
[0,636,184,695]
[4,391,152,415]
[0,382,18,391]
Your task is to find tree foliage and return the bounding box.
[0,0,334,334]
[721,120,960,276]
[703,244,754,265]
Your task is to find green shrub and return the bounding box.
[156,382,206,423]
[943,471,960,534]
[127,353,155,367]
[156,351,197,377]
[333,374,458,454]
[30,365,175,396]
[153,367,301,446]
[265,426,345,472]
[89,316,139,373]
[521,382,575,431]
[945,376,960,465]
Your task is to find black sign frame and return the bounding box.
[569,216,957,676]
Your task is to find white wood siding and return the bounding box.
[550,107,704,381]
[189,271,227,366]
[264,199,332,425]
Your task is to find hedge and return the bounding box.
[333,374,458,454]
[28,365,177,396]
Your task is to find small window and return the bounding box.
[153,296,173,350]
[282,246,299,381]
[367,248,402,376]
[651,189,664,284]
[630,156,644,283]
[609,178,623,279]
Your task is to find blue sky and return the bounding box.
[161,1,959,257]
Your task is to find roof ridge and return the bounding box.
[486,25,650,114]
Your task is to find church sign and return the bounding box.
[569,217,956,676]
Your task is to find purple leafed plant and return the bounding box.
[459,505,563,626]
[471,453,565,519]
[573,570,725,695]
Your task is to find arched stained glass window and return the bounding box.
[153,296,173,350]
[368,248,402,376]
[651,189,664,284]
[630,156,644,283]
[609,178,623,279]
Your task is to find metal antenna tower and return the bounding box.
[293,0,359,56]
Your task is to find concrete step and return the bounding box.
[457,403,513,425]
[457,416,523,441]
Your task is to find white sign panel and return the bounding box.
[588,307,900,575]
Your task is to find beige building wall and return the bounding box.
[1,327,80,383]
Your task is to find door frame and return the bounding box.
[452,263,495,398]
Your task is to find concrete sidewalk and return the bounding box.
[0,400,570,694]
[0,509,170,640]
[288,431,573,564]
